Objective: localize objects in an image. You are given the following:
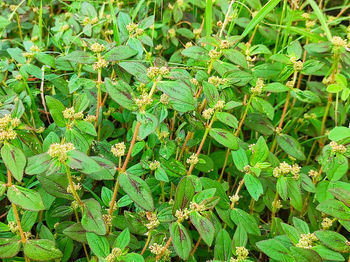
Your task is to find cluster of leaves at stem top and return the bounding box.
[0,0,350,261]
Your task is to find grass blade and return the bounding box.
[205,0,213,36]
[240,0,281,39]
[307,0,332,41]
[109,0,120,46]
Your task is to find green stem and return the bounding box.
[65,164,84,208]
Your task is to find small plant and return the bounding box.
[0,0,350,261]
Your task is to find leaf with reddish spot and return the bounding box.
[119,173,154,211]
[190,211,215,246]
[209,128,238,150]
[173,176,195,214]
[169,222,191,260]
[1,143,26,182]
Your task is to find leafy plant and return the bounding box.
[0,0,350,261]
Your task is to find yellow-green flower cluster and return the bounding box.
[168,28,176,38]
[330,141,347,154]
[147,66,169,80]
[30,45,40,52]
[296,233,318,249]
[66,182,81,194]
[149,243,171,261]
[145,213,160,230]
[160,93,169,105]
[202,108,214,120]
[84,115,96,123]
[63,107,84,120]
[189,201,206,212]
[126,23,144,38]
[149,160,160,171]
[105,247,123,262]
[273,162,301,179]
[332,36,347,48]
[186,153,199,165]
[272,199,283,210]
[250,78,264,94]
[321,217,332,230]
[90,43,106,53]
[208,76,227,87]
[175,208,191,223]
[230,247,249,262]
[48,143,75,162]
[93,57,109,71]
[111,142,126,157]
[220,40,231,49]
[135,93,153,111]
[0,115,20,141]
[209,49,221,59]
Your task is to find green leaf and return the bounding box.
[169,222,192,260]
[173,176,195,213]
[7,48,26,64]
[119,172,154,211]
[290,247,323,262]
[0,16,10,30]
[209,128,238,150]
[329,187,350,207]
[37,172,73,200]
[157,81,196,113]
[181,46,210,61]
[119,61,149,83]
[137,113,158,140]
[327,84,343,93]
[67,150,101,175]
[190,211,215,246]
[23,239,63,261]
[104,46,137,61]
[312,245,345,261]
[1,143,26,182]
[287,178,303,212]
[202,81,219,106]
[82,198,107,235]
[105,78,137,110]
[75,120,97,136]
[223,49,248,68]
[7,185,45,211]
[63,51,96,64]
[114,228,130,250]
[230,208,261,236]
[281,223,300,244]
[216,112,238,128]
[316,199,350,220]
[26,153,55,175]
[245,113,274,135]
[122,253,145,262]
[63,223,88,243]
[240,0,282,40]
[86,232,110,258]
[244,173,263,201]
[263,82,289,93]
[0,238,21,258]
[315,230,350,253]
[231,148,249,172]
[256,239,293,261]
[250,136,269,165]
[277,134,306,160]
[214,228,232,260]
[277,177,288,201]
[45,96,66,127]
[328,127,350,142]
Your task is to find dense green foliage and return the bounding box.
[0,0,350,261]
